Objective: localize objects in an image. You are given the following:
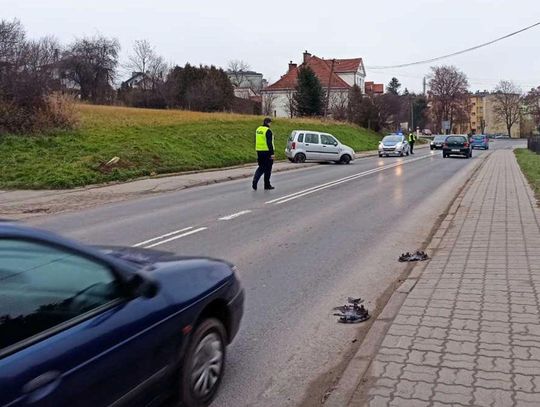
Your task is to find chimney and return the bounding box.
[288,61,297,71]
[303,50,312,64]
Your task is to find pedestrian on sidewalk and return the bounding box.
[408,130,417,154]
[252,117,275,191]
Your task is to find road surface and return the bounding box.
[29,139,524,406]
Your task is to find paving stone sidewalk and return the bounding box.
[354,149,540,407]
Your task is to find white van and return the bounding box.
[285,130,355,164]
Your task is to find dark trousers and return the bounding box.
[253,151,273,188]
[410,141,415,154]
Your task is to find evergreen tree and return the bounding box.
[294,66,325,116]
[387,77,401,95]
[347,84,363,124]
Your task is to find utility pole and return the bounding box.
[422,76,426,96]
[324,59,336,118]
[410,95,414,131]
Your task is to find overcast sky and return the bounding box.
[3,0,540,93]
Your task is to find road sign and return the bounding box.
[442,120,451,130]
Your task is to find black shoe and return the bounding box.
[252,182,257,191]
[264,185,275,190]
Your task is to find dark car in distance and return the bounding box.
[442,135,472,158]
[471,134,489,150]
[0,222,244,407]
[430,135,447,150]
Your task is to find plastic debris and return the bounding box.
[333,297,370,324]
[398,251,429,262]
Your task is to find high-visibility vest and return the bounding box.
[408,133,416,142]
[255,126,274,151]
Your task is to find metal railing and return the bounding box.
[528,136,540,154]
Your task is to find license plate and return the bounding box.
[452,149,460,152]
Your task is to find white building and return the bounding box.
[262,51,367,117]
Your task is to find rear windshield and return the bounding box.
[433,135,447,142]
[472,135,485,140]
[446,136,467,143]
[288,132,295,141]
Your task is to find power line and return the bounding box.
[367,20,540,70]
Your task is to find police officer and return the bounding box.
[408,130,417,154]
[252,117,275,190]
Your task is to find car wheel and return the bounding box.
[340,154,351,164]
[430,147,433,150]
[406,149,410,156]
[443,153,447,158]
[180,318,227,407]
[294,153,306,163]
[288,158,294,162]
[378,153,383,157]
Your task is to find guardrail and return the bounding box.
[528,136,540,154]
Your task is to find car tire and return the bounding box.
[179,318,227,407]
[288,158,294,162]
[443,153,447,158]
[378,153,383,157]
[294,153,306,163]
[406,149,410,156]
[340,154,351,164]
[430,147,433,150]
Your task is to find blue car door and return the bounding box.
[0,237,180,407]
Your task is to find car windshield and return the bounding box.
[382,136,402,143]
[434,136,447,142]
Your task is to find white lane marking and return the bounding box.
[133,226,194,247]
[219,210,252,221]
[267,155,430,205]
[143,227,208,249]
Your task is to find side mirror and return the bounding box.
[126,273,160,298]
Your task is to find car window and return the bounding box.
[434,136,447,142]
[297,133,304,142]
[446,136,466,143]
[472,135,484,140]
[305,133,319,144]
[0,239,120,352]
[320,134,337,145]
[383,136,402,143]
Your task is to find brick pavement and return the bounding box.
[354,149,540,407]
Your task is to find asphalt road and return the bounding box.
[29,139,524,407]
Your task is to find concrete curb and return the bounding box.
[323,149,490,407]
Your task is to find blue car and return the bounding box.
[0,222,244,407]
[470,134,489,150]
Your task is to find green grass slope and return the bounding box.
[0,105,381,189]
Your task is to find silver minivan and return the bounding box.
[285,130,355,164]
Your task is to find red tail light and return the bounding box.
[464,142,469,147]
[292,142,296,149]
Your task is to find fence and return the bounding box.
[528,136,540,154]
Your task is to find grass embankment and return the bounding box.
[515,148,540,204]
[0,104,381,189]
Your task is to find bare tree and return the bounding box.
[525,86,540,131]
[227,59,251,88]
[125,40,167,91]
[329,91,349,121]
[428,65,469,133]
[284,90,296,118]
[62,35,120,103]
[492,80,522,137]
[262,92,277,116]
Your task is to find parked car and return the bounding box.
[442,135,472,158]
[378,134,410,157]
[0,222,244,407]
[430,135,447,150]
[471,134,489,149]
[286,130,355,164]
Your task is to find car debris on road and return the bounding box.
[333,297,370,323]
[398,250,429,262]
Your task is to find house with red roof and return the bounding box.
[262,51,367,117]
